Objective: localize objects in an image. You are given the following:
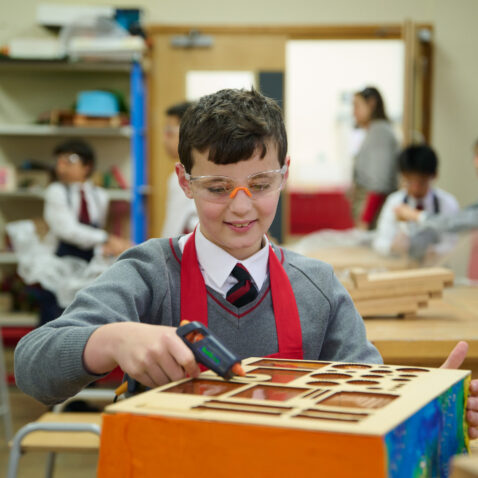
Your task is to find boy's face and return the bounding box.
[55,153,90,184]
[163,115,180,160]
[401,172,435,199]
[177,143,288,260]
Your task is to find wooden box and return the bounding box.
[98,358,470,478]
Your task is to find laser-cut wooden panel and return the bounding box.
[99,357,469,478]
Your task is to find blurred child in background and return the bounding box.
[161,102,199,237]
[40,139,132,323]
[373,144,459,258]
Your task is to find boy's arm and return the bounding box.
[14,242,198,405]
[83,322,199,389]
[409,207,478,260]
[319,271,382,364]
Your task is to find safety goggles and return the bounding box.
[184,164,287,203]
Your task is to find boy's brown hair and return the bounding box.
[178,88,287,173]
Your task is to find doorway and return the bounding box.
[147,24,432,239]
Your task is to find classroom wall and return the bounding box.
[2,0,477,206]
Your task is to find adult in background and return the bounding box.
[351,86,400,229]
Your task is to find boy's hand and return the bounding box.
[394,204,421,222]
[441,341,478,438]
[83,322,201,388]
[390,231,410,254]
[102,235,133,257]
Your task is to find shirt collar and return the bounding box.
[179,227,270,290]
[407,188,434,209]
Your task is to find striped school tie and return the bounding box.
[226,263,258,307]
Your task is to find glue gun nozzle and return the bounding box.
[231,362,246,377]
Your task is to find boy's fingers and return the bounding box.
[156,350,188,383]
[470,379,478,396]
[440,341,469,369]
[135,371,158,390]
[145,362,171,387]
[467,396,478,411]
[467,410,478,428]
[168,334,201,378]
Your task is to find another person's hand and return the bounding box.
[102,235,133,256]
[390,231,410,254]
[83,322,201,388]
[441,341,478,438]
[394,204,421,222]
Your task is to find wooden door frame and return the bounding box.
[146,24,433,238]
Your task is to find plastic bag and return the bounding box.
[6,220,114,308]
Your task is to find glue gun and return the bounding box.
[115,320,245,398]
[177,320,246,379]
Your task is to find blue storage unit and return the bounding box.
[130,61,148,244]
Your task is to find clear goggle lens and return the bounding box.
[185,165,287,203]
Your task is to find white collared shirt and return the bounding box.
[44,180,109,249]
[178,227,270,298]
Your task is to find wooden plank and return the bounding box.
[347,284,443,301]
[350,268,454,290]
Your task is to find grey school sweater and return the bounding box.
[14,238,382,405]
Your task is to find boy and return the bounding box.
[45,139,131,261]
[14,90,478,438]
[396,139,478,260]
[161,101,199,237]
[373,144,459,257]
[37,139,131,324]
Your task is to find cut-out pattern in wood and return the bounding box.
[101,357,469,478]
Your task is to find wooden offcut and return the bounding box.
[344,267,454,317]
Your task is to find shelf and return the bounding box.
[0,189,45,199]
[105,189,132,201]
[0,124,132,137]
[0,311,37,327]
[0,188,132,201]
[0,58,133,73]
[0,252,17,265]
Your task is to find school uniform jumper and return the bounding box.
[15,234,381,406]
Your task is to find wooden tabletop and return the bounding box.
[303,245,414,271]
[365,285,478,369]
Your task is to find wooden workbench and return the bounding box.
[299,245,414,271]
[365,285,478,373]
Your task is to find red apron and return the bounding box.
[179,230,303,360]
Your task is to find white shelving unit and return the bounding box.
[0,252,17,265]
[0,188,131,201]
[0,58,148,324]
[0,311,37,327]
[0,124,133,137]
